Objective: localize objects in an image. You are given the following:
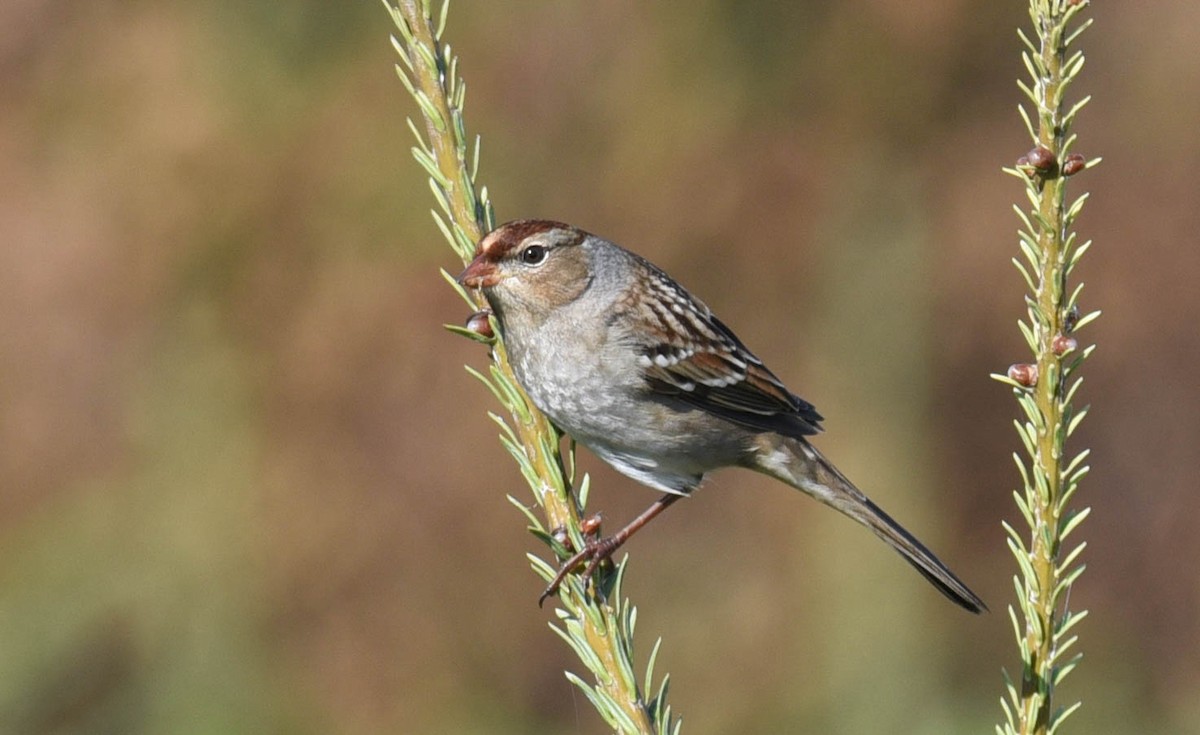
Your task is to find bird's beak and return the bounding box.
[457,254,502,289]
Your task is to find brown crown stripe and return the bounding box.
[477,219,581,260]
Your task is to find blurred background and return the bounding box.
[2,1,1197,732]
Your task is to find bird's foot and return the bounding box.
[537,494,683,606]
[538,517,620,606]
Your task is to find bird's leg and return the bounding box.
[538,493,683,606]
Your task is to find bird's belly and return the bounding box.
[520,360,750,492]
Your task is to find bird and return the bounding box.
[458,219,986,613]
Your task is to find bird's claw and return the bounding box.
[537,534,620,607]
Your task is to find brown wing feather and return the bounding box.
[631,261,823,438]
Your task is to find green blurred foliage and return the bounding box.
[1,1,1196,733]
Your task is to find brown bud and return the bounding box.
[465,309,494,340]
[1008,363,1039,387]
[1062,153,1087,176]
[580,513,603,537]
[1026,145,1058,174]
[1052,334,1078,356]
[1016,154,1035,178]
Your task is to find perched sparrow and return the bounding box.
[459,220,985,613]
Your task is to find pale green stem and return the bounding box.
[383,2,674,732]
[998,2,1096,734]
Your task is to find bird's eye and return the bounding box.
[520,244,548,266]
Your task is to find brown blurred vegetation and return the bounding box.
[1,1,1197,733]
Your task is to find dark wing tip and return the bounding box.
[913,564,989,614]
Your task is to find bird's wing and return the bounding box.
[627,260,823,438]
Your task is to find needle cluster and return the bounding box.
[993,2,1099,733]
[382,2,679,732]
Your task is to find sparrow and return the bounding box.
[459,219,985,613]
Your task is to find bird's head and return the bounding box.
[458,219,595,321]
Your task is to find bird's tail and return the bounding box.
[747,434,986,613]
